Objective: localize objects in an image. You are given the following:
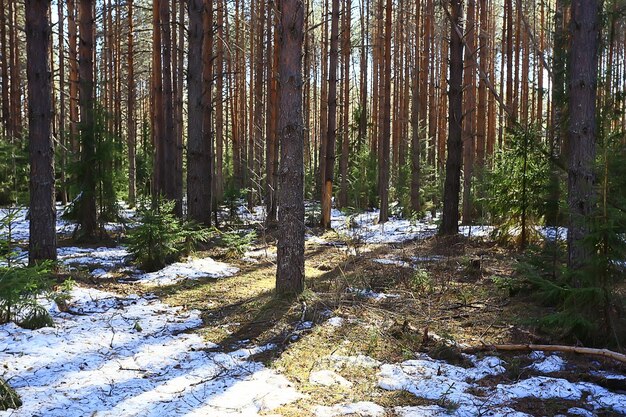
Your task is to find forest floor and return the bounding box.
[0,204,625,417]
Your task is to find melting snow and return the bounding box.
[528,354,566,373]
[327,317,344,327]
[0,286,301,417]
[330,209,438,244]
[59,246,131,268]
[378,353,626,416]
[315,401,385,417]
[348,287,401,301]
[132,257,239,286]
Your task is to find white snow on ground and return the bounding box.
[459,225,495,238]
[241,247,276,263]
[0,206,73,242]
[348,287,401,301]
[133,257,239,286]
[0,204,136,243]
[373,258,412,268]
[377,353,626,416]
[330,209,438,244]
[326,317,344,327]
[528,354,566,373]
[314,401,385,417]
[394,405,530,417]
[236,205,268,224]
[59,246,131,268]
[0,286,301,417]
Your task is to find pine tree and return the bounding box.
[276,0,305,296]
[26,0,56,263]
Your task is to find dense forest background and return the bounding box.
[1,0,626,343]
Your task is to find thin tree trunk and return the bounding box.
[78,0,97,239]
[410,0,421,213]
[127,0,136,207]
[378,0,391,223]
[57,0,67,204]
[321,0,340,228]
[152,0,165,198]
[338,0,350,208]
[440,0,464,235]
[0,0,10,137]
[462,0,476,225]
[266,3,279,224]
[160,0,179,212]
[215,0,225,202]
[68,0,79,161]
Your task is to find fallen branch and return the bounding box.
[465,343,626,365]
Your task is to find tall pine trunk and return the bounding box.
[378,0,392,223]
[127,0,136,207]
[567,0,598,273]
[187,0,210,225]
[440,0,464,235]
[78,0,97,239]
[276,0,305,296]
[26,0,56,263]
[321,0,340,228]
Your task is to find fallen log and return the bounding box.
[464,343,626,365]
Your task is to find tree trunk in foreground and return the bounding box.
[26,0,56,263]
[567,0,598,273]
[276,0,305,296]
[440,0,464,235]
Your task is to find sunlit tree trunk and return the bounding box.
[26,0,56,263]
[276,0,305,296]
[321,0,339,228]
[78,0,97,239]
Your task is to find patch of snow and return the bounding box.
[528,354,566,373]
[236,205,267,224]
[296,321,313,331]
[314,401,385,417]
[590,370,626,380]
[459,225,495,238]
[330,209,438,244]
[309,370,353,387]
[327,317,344,327]
[373,258,412,268]
[578,381,626,414]
[241,248,276,263]
[133,256,239,286]
[0,286,301,417]
[537,226,568,241]
[394,405,531,417]
[348,287,401,301]
[329,354,381,369]
[58,246,130,268]
[497,376,583,400]
[411,255,445,263]
[566,408,595,417]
